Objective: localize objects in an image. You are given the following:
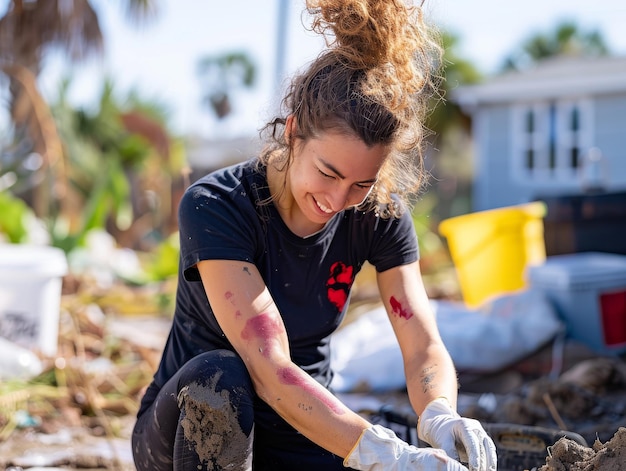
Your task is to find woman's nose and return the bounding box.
[327,185,351,212]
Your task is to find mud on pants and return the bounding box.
[132,349,351,471]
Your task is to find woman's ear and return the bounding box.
[285,115,296,143]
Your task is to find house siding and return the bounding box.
[474,105,529,211]
[455,56,626,213]
[594,93,626,188]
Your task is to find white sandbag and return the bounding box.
[330,289,563,393]
[435,289,564,371]
[330,305,405,392]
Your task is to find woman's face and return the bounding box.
[282,128,387,235]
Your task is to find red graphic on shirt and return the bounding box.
[326,262,354,312]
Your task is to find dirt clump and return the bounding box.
[538,427,626,471]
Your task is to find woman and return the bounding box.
[132,1,497,470]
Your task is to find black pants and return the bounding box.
[132,350,352,471]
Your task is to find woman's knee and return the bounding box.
[175,350,255,468]
[177,349,252,394]
[176,350,255,433]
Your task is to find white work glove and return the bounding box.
[344,424,469,471]
[417,397,497,471]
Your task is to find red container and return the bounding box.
[527,252,626,355]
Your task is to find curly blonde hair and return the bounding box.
[259,0,442,218]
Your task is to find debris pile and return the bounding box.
[464,356,626,446]
[0,278,169,470]
[539,427,626,471]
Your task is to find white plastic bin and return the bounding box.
[0,244,68,357]
[527,252,626,356]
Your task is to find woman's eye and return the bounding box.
[318,169,333,179]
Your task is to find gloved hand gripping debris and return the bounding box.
[418,397,497,471]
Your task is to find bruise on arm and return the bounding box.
[198,260,290,366]
[389,295,414,320]
[238,315,346,416]
[276,366,346,416]
[240,313,284,358]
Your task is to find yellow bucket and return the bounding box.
[438,201,547,308]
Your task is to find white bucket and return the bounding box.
[0,244,68,357]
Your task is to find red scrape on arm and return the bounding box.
[225,291,241,316]
[277,367,345,415]
[240,313,284,358]
[389,296,414,320]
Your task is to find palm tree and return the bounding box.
[501,20,610,72]
[0,0,159,221]
[0,0,158,74]
[196,51,257,120]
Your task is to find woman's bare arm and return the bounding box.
[197,259,370,458]
[376,261,459,415]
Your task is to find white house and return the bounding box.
[453,55,626,212]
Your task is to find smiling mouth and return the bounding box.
[315,199,333,214]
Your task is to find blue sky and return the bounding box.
[4,0,626,139]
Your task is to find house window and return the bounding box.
[512,99,592,182]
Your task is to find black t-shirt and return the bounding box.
[138,158,419,417]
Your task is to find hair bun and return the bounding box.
[307,0,423,69]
